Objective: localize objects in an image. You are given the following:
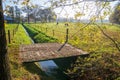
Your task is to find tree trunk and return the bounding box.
[27,6,30,24]
[34,17,36,23]
[11,7,14,23]
[27,12,29,24]
[0,0,11,80]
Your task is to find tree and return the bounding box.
[0,0,31,79]
[28,7,56,23]
[109,3,120,24]
[35,8,56,22]
[0,0,11,80]
[22,5,33,23]
[8,6,14,23]
[15,6,21,23]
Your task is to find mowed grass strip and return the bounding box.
[23,24,58,43]
[6,24,53,80]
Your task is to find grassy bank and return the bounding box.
[26,23,120,53]
[25,22,120,80]
[23,24,71,80]
[5,24,53,80]
[23,24,58,43]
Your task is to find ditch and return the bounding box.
[22,24,71,80]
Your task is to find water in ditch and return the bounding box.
[23,25,69,80]
[39,60,69,80]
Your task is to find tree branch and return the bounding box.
[52,0,115,9]
[94,23,120,52]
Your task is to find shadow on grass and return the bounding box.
[22,62,53,80]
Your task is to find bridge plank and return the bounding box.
[19,43,88,62]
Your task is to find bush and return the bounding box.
[67,53,120,80]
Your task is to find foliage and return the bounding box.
[67,52,120,80]
[74,12,85,19]
[109,3,120,24]
[26,22,120,80]
[26,23,120,53]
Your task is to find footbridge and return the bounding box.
[19,43,88,63]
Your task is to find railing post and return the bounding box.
[8,30,11,44]
[66,28,69,42]
[57,28,69,51]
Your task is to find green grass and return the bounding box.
[24,22,120,80]
[5,24,53,80]
[5,24,18,31]
[23,24,58,43]
[10,24,32,45]
[25,23,120,53]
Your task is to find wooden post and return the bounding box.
[8,30,11,44]
[66,28,69,42]
[57,28,69,51]
[53,30,54,36]
[13,29,14,37]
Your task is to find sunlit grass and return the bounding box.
[23,23,120,80]
[26,23,120,53]
[23,24,58,43]
[5,24,52,80]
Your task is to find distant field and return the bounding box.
[25,22,120,53]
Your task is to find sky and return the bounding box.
[3,0,119,20]
[29,0,118,20]
[53,1,118,20]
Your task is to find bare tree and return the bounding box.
[15,6,21,23]
[28,7,56,23]
[8,6,14,23]
[109,3,120,24]
[22,6,33,23]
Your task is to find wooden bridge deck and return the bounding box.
[19,43,88,62]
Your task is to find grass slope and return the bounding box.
[23,24,58,43]
[6,24,53,80]
[26,23,120,53]
[25,22,120,80]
